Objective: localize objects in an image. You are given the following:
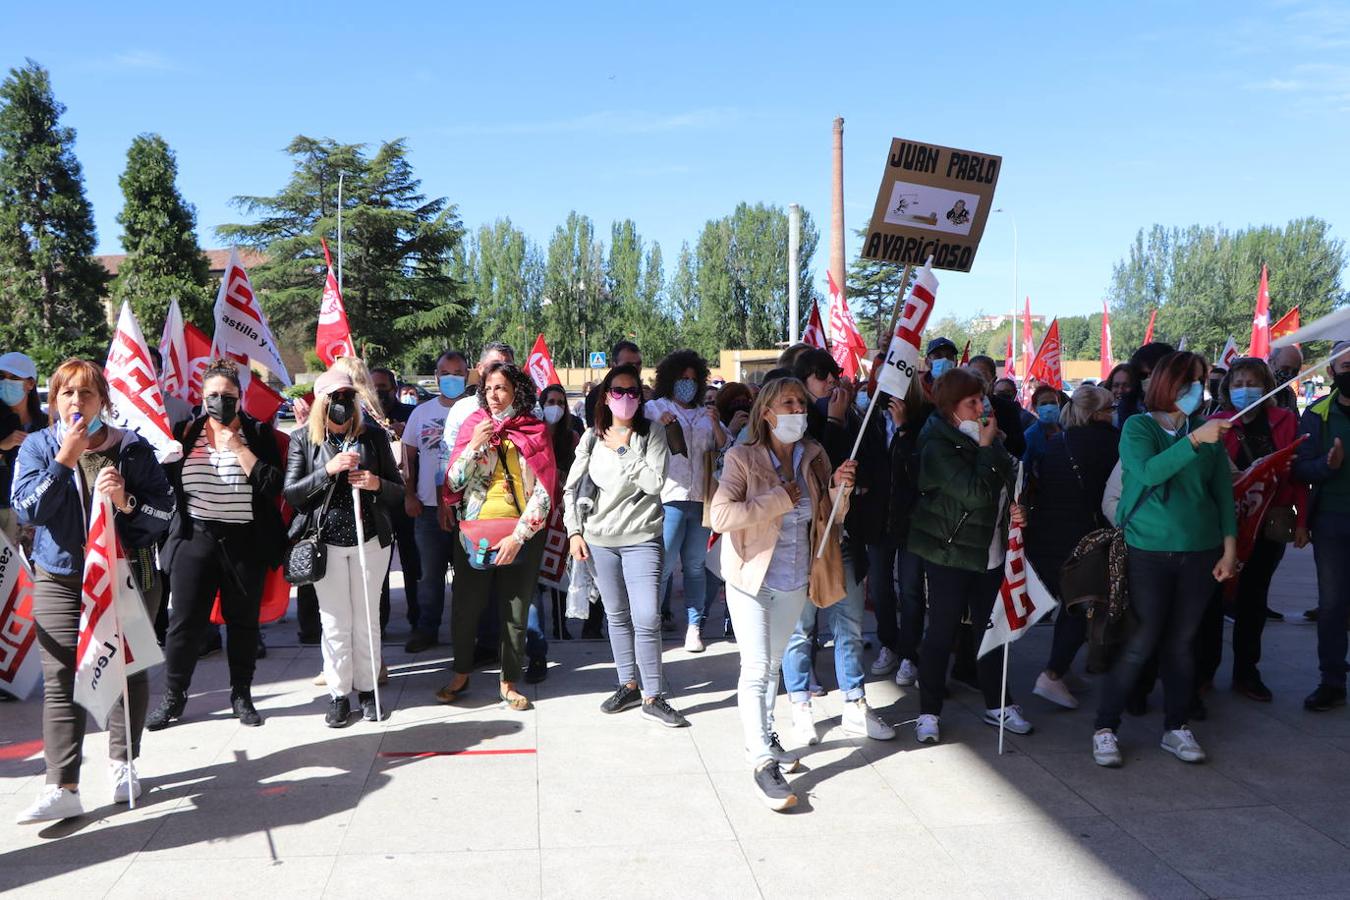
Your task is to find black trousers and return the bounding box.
[450,533,545,683]
[1232,536,1286,679]
[380,506,420,633]
[163,523,267,696]
[918,562,1007,715]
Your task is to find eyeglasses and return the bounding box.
[330,391,357,403]
[609,387,641,400]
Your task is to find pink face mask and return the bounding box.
[608,394,641,421]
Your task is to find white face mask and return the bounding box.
[542,405,564,425]
[957,419,982,441]
[770,412,808,444]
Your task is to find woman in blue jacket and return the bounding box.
[10,359,174,824]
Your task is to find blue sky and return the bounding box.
[4,1,1347,324]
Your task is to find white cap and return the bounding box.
[0,352,37,380]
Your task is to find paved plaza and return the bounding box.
[2,546,1349,899]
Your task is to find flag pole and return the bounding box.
[104,494,138,810]
[881,265,914,348]
[1232,344,1350,420]
[998,643,1010,756]
[350,471,383,724]
[337,172,344,296]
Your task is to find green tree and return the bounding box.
[218,136,468,372]
[458,218,544,359]
[542,212,605,368]
[0,60,108,371]
[635,241,678,360]
[112,133,211,331]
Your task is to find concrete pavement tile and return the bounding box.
[537,771,731,849]
[105,855,338,900]
[1209,741,1350,804]
[541,842,757,900]
[740,828,977,898]
[931,816,1203,899]
[708,760,916,838]
[0,785,188,867]
[326,850,541,899]
[0,857,134,899]
[535,709,705,777]
[1116,805,1350,897]
[1285,798,1350,849]
[1032,748,1261,816]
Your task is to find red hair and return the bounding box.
[1144,352,1207,412]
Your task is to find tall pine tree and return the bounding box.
[0,60,108,370]
[113,133,211,330]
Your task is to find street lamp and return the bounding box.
[994,208,1019,376]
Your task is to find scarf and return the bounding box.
[446,408,558,507]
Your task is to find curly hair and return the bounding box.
[653,349,709,403]
[201,358,242,390]
[476,362,536,415]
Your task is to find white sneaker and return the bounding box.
[983,704,1034,735]
[1161,727,1206,763]
[791,701,819,746]
[842,698,897,740]
[111,761,141,804]
[1093,729,1123,767]
[915,713,940,744]
[870,647,900,675]
[894,659,919,687]
[684,625,705,654]
[16,785,84,824]
[1033,671,1079,710]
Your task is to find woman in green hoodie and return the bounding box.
[1092,351,1238,769]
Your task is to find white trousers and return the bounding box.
[316,538,391,697]
[724,581,810,764]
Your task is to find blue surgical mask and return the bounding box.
[674,378,698,405]
[438,374,466,399]
[61,412,102,439]
[930,358,954,379]
[1036,403,1060,426]
[855,390,870,413]
[1230,386,1264,411]
[0,380,25,407]
[1176,381,1203,416]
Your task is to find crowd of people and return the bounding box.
[7,327,1349,821]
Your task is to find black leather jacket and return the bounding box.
[283,425,404,547]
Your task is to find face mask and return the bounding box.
[492,406,515,423]
[376,389,393,405]
[1207,379,1223,399]
[608,394,640,421]
[855,390,870,413]
[1036,403,1060,426]
[1273,367,1297,385]
[770,412,808,444]
[438,374,466,399]
[674,379,698,405]
[1229,386,1264,411]
[0,381,25,407]
[327,398,354,426]
[930,358,954,379]
[813,395,832,416]
[400,392,418,405]
[205,394,239,424]
[542,405,564,425]
[957,419,982,441]
[1334,372,1350,396]
[1176,381,1203,416]
[1140,376,1152,397]
[68,412,103,437]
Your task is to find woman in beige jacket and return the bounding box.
[710,376,855,811]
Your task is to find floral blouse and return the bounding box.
[447,438,551,543]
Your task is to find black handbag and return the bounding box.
[284,474,340,586]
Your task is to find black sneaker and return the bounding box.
[326,696,353,728]
[525,658,548,684]
[752,759,798,812]
[1264,607,1285,621]
[404,632,436,654]
[231,690,263,727]
[642,696,690,728]
[1305,684,1348,712]
[600,684,642,714]
[357,691,386,722]
[1234,675,1273,702]
[145,693,186,731]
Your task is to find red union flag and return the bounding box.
[75,496,162,727]
[802,303,828,349]
[1019,296,1034,378]
[959,340,971,366]
[1144,307,1157,345]
[1249,264,1271,358]
[1271,305,1300,345]
[315,238,355,367]
[980,515,1058,658]
[183,321,213,405]
[1219,336,1241,370]
[107,302,182,463]
[526,334,562,392]
[1227,438,1305,598]
[1027,318,1063,390]
[0,531,39,700]
[212,247,292,386]
[159,298,191,401]
[826,271,867,379]
[876,259,938,398]
[1002,332,1014,379]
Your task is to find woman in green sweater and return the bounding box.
[1093,351,1238,768]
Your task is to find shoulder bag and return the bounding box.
[459,445,528,569]
[284,469,340,586]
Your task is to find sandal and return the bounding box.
[435,675,470,704]
[500,687,532,711]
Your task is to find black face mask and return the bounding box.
[327,399,353,426]
[1207,379,1222,398]
[205,394,238,424]
[1335,372,1350,396]
[1273,367,1298,385]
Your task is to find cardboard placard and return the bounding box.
[862,138,1002,272]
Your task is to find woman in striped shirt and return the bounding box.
[148,359,286,731]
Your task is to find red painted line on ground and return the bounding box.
[377,749,537,758]
[0,739,43,761]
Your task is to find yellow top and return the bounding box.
[478,438,527,519]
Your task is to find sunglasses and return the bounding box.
[609,387,641,400]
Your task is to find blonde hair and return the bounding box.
[331,356,384,419]
[1060,384,1114,428]
[745,377,810,446]
[308,384,366,444]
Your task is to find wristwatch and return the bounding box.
[616,445,629,457]
[118,494,138,514]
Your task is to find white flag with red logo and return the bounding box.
[159,298,191,402]
[0,532,40,700]
[1219,336,1241,370]
[74,496,163,727]
[826,271,867,379]
[980,467,1058,659]
[802,303,828,349]
[526,333,563,392]
[212,247,292,386]
[107,302,182,463]
[876,260,938,398]
[315,238,355,367]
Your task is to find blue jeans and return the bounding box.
[661,501,711,629]
[526,592,547,664]
[413,509,457,639]
[783,552,866,702]
[1313,511,1350,687]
